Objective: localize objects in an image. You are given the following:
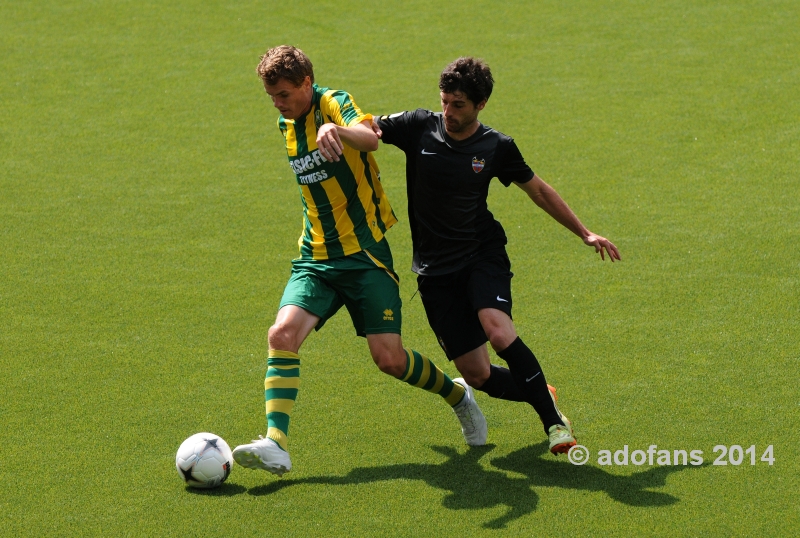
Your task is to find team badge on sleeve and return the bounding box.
[472,157,485,173]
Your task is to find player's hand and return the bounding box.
[583,233,621,262]
[316,123,344,162]
[370,118,383,139]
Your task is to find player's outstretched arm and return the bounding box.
[515,174,621,262]
[316,119,378,162]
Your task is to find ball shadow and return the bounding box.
[185,482,247,496]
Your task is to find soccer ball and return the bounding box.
[175,432,233,488]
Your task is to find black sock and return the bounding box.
[497,337,563,433]
[475,365,526,402]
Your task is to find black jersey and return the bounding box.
[377,109,534,275]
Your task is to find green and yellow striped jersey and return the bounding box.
[278,84,397,260]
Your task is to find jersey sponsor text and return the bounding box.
[290,149,327,175]
[298,170,329,184]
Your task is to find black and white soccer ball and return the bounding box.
[175,432,233,488]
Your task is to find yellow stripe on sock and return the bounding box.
[401,348,415,382]
[429,370,446,395]
[266,398,296,415]
[264,376,301,390]
[413,355,432,388]
[445,382,466,407]
[269,350,299,360]
[267,428,288,451]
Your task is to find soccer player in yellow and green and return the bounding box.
[232,45,487,477]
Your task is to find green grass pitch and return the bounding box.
[1,0,798,535]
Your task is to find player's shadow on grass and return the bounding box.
[248,442,704,529]
[249,444,533,528]
[490,443,707,508]
[186,482,247,496]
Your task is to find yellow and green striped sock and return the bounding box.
[400,348,465,407]
[265,350,300,452]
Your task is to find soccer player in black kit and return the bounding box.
[374,57,621,454]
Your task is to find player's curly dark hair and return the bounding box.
[439,57,494,105]
[257,45,315,86]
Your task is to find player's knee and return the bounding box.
[268,322,297,351]
[371,348,406,378]
[455,358,491,388]
[462,368,490,388]
[485,327,515,352]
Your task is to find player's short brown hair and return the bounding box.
[256,45,315,86]
[439,57,494,105]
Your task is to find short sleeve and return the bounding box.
[321,90,369,127]
[377,109,430,153]
[496,138,534,187]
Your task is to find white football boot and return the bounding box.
[232,436,292,477]
[451,378,488,446]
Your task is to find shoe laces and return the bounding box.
[549,424,572,440]
[454,401,477,433]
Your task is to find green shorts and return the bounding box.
[279,238,402,337]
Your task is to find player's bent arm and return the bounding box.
[336,119,379,152]
[316,120,378,162]
[515,174,621,261]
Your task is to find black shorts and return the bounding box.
[417,248,514,360]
